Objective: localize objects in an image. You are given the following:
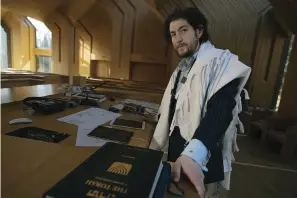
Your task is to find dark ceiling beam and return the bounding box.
[148,0,156,8]
[269,0,297,34]
[269,8,293,37]
[77,20,93,53]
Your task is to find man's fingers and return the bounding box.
[196,180,205,198]
[188,173,205,197]
[172,160,182,182]
[183,164,205,197]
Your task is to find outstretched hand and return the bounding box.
[172,155,205,198]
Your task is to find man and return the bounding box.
[149,8,251,198]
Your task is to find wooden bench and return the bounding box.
[249,108,276,137]
[260,116,297,159]
[1,71,69,88]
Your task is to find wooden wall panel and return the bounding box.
[130,0,167,58]
[128,0,169,85]
[130,63,167,86]
[108,0,132,79]
[2,0,176,86]
[90,60,110,78]
[3,12,21,69]
[46,13,77,78]
[2,11,35,71]
[75,22,91,77]
[208,21,257,67]
[249,14,286,109]
[83,0,132,80]
[20,19,31,70]
[79,0,169,85]
[269,0,297,34]
[115,0,134,72]
[79,4,112,61]
[1,0,65,21]
[79,1,112,78]
[66,0,96,22]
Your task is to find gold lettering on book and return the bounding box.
[112,186,128,194]
[85,180,111,190]
[107,162,132,176]
[95,177,126,186]
[86,190,116,198]
[85,180,128,195]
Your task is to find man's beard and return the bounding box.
[176,38,199,58]
[177,47,194,58]
[180,50,194,58]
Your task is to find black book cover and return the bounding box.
[44,142,163,198]
[87,126,133,144]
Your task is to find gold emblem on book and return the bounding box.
[107,162,132,176]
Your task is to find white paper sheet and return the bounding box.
[122,99,160,110]
[58,108,121,147]
[75,127,108,147]
[58,107,121,129]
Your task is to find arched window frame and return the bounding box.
[1,20,12,69]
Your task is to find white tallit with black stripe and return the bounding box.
[150,41,251,189]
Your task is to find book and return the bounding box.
[87,126,133,144]
[44,142,164,198]
[6,127,69,143]
[110,118,145,130]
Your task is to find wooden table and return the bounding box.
[1,84,66,104]
[1,86,201,198]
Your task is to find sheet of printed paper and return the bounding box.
[58,107,121,129]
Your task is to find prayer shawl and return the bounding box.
[151,42,251,189]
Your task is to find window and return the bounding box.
[79,38,84,63]
[27,17,52,49]
[274,35,295,111]
[79,37,91,76]
[27,17,52,73]
[1,22,11,69]
[36,56,51,73]
[79,37,91,66]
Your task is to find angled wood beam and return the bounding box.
[270,8,292,37]
[67,0,96,23]
[269,0,297,34]
[77,20,93,53]
[147,0,156,8]
[146,0,165,23]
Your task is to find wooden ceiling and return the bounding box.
[0,0,95,21]
[2,0,297,33]
[1,0,69,20]
[153,0,297,34]
[154,0,272,24]
[269,0,297,34]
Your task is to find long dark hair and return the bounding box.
[164,8,210,44]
